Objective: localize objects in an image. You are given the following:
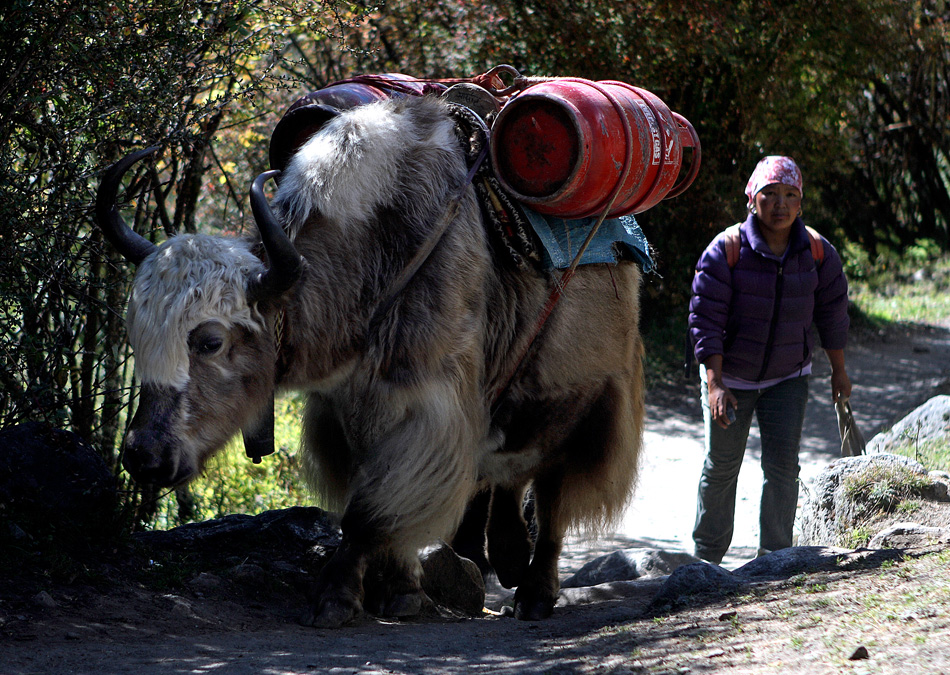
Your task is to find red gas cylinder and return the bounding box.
[490,78,700,218]
[269,74,444,172]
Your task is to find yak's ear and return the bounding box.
[242,393,274,464]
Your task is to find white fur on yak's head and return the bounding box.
[95,147,302,486]
[127,235,266,389]
[121,236,276,485]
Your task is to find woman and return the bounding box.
[688,156,852,564]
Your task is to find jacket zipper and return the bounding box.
[756,262,784,381]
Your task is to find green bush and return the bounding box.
[888,438,950,475]
[846,246,950,325]
[151,394,313,529]
[842,463,936,520]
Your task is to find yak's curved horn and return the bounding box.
[247,170,304,301]
[95,146,161,265]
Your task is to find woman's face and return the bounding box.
[754,183,802,233]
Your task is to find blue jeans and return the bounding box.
[692,375,809,564]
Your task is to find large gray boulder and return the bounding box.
[868,522,950,549]
[866,395,950,454]
[420,543,486,616]
[135,505,342,554]
[646,561,742,613]
[562,547,699,588]
[645,545,905,615]
[799,453,947,547]
[733,545,852,579]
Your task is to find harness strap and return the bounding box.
[367,119,489,332]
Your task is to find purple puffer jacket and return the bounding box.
[689,213,849,382]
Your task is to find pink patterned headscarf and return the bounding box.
[744,156,803,208]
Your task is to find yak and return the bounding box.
[96,95,644,626]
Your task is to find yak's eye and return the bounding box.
[188,322,228,357]
[197,336,223,355]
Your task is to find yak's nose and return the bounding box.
[122,428,186,486]
[122,384,190,486]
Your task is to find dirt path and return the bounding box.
[563,319,950,572]
[3,322,949,675]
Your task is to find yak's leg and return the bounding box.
[306,528,429,627]
[302,506,379,628]
[305,383,477,626]
[305,505,428,627]
[486,485,532,588]
[511,374,641,620]
[512,474,564,620]
[362,550,426,618]
[450,489,492,575]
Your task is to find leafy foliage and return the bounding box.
[842,462,936,518]
[845,244,950,325]
[0,0,351,525]
[354,0,950,321]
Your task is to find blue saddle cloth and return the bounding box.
[522,208,654,273]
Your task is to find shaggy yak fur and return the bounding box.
[106,96,644,626]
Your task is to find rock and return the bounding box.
[227,562,268,587]
[419,543,486,616]
[161,594,207,621]
[135,510,489,618]
[867,522,950,549]
[135,509,340,603]
[32,591,57,609]
[0,422,118,550]
[647,562,741,613]
[135,506,342,555]
[558,578,667,608]
[799,453,932,547]
[562,548,699,588]
[849,646,870,661]
[187,572,224,594]
[733,546,852,580]
[927,471,950,502]
[866,395,950,454]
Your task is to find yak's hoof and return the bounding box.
[493,557,529,590]
[382,590,425,618]
[301,592,363,628]
[513,590,556,621]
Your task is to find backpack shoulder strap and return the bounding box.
[725,223,825,267]
[723,223,742,268]
[805,225,825,265]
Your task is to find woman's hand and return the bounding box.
[703,355,738,429]
[825,349,853,402]
[831,368,852,403]
[708,379,738,429]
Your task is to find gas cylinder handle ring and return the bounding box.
[664,113,702,200]
[478,64,532,97]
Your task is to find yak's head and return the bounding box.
[96,147,302,486]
